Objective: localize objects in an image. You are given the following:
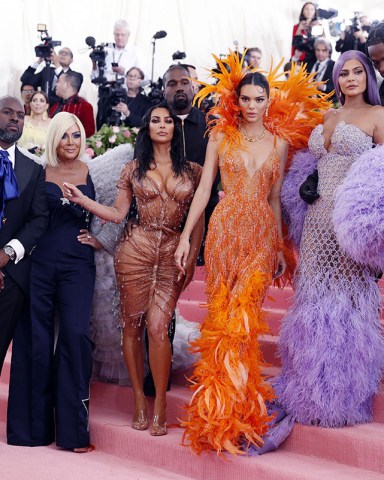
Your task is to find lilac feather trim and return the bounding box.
[333,144,384,271]
[247,403,294,455]
[281,150,318,249]
[275,273,384,427]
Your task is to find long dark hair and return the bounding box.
[298,2,318,22]
[134,101,190,181]
[236,72,270,98]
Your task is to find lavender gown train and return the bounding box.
[275,122,384,427]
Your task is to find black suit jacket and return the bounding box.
[0,149,48,294]
[20,66,72,106]
[307,59,336,101]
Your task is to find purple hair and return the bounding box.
[332,50,381,106]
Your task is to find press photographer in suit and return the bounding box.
[20,47,74,107]
[0,96,48,374]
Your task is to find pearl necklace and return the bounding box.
[239,127,266,143]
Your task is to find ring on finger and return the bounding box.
[87,235,91,239]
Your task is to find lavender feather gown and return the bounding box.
[275,122,384,427]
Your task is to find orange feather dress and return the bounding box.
[182,52,331,455]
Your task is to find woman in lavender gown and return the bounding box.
[275,50,384,427]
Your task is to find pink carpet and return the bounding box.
[1,267,384,480]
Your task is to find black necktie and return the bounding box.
[0,150,19,228]
[313,62,320,78]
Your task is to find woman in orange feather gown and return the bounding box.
[174,70,288,455]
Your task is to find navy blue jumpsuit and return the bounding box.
[7,176,95,449]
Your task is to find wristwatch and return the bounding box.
[3,245,16,261]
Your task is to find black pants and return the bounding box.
[0,273,26,375]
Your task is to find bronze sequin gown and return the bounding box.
[115,160,201,327]
[182,145,281,454]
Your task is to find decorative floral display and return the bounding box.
[86,124,138,158]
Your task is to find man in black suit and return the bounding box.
[20,47,74,106]
[367,22,384,106]
[307,38,337,102]
[0,96,48,374]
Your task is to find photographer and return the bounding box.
[20,46,74,107]
[108,67,152,128]
[90,19,145,83]
[292,2,325,63]
[336,15,371,54]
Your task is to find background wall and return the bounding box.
[1,0,382,109]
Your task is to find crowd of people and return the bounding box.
[1,5,384,458]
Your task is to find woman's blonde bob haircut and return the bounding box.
[45,112,86,167]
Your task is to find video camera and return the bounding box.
[35,24,61,61]
[85,36,108,84]
[172,51,186,61]
[98,78,126,106]
[98,78,127,126]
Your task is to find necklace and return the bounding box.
[239,127,266,143]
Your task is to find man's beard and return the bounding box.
[0,127,22,144]
[172,96,189,111]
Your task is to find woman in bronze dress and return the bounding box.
[63,102,204,436]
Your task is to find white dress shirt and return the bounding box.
[1,144,25,263]
[91,44,145,82]
[311,59,329,82]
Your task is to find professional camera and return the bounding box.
[98,78,127,126]
[85,36,106,63]
[85,36,107,84]
[34,24,61,61]
[146,77,164,106]
[98,78,126,106]
[172,51,186,61]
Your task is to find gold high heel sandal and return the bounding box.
[150,414,167,436]
[132,409,149,431]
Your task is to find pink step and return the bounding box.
[89,406,384,480]
[0,350,11,385]
[0,421,194,480]
[1,270,384,479]
[260,334,280,367]
[177,300,207,323]
[281,421,384,474]
[179,280,206,302]
[2,370,384,478]
[179,283,294,310]
[263,307,286,336]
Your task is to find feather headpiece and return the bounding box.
[195,50,333,158]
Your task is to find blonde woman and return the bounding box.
[8,112,95,452]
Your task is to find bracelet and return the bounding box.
[113,207,118,223]
[81,196,90,210]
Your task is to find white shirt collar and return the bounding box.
[0,144,16,167]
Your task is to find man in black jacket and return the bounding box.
[367,22,384,106]
[307,38,336,102]
[163,64,220,253]
[20,47,74,106]
[0,96,48,374]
